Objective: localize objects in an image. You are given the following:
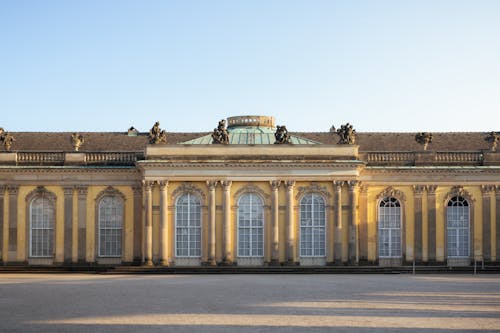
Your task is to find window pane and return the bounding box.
[30,196,55,257]
[300,194,325,257]
[98,196,123,257]
[447,197,469,258]
[378,197,401,258]
[176,193,201,257]
[238,193,264,257]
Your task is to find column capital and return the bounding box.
[76,186,88,196]
[334,180,344,190]
[206,180,218,190]
[63,186,74,196]
[159,180,169,190]
[426,185,438,195]
[412,185,426,195]
[142,180,154,190]
[221,180,232,189]
[496,185,500,197]
[285,180,295,188]
[348,180,359,190]
[359,184,368,195]
[7,185,19,195]
[132,186,142,196]
[481,184,495,195]
[270,180,281,190]
[0,185,6,194]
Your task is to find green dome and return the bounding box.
[181,116,321,145]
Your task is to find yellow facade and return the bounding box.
[0,115,499,268]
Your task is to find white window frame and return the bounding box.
[378,197,402,258]
[175,193,201,258]
[237,193,264,258]
[98,196,124,258]
[29,195,55,258]
[299,193,326,257]
[446,196,470,258]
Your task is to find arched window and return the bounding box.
[98,196,123,257]
[447,196,469,257]
[378,197,401,258]
[30,195,55,257]
[175,193,201,257]
[300,193,326,257]
[237,193,264,257]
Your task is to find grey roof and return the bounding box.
[0,131,495,152]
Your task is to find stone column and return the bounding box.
[358,185,368,262]
[285,180,296,264]
[412,185,425,262]
[132,186,143,263]
[76,186,87,263]
[427,185,437,262]
[496,186,500,262]
[334,181,343,262]
[0,186,5,263]
[207,181,217,265]
[348,181,359,264]
[159,181,169,266]
[8,185,18,261]
[63,187,74,263]
[270,180,280,265]
[144,181,154,266]
[481,185,494,262]
[221,180,233,264]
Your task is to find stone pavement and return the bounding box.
[0,273,499,333]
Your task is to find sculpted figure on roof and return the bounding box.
[415,132,432,150]
[212,119,229,144]
[149,121,167,144]
[485,131,499,152]
[0,128,15,151]
[274,125,291,144]
[71,133,85,151]
[336,123,356,144]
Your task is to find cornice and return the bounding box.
[138,161,364,169]
[0,166,138,174]
[365,166,500,174]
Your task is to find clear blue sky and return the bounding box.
[1,0,499,133]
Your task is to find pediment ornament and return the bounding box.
[172,183,206,201]
[376,186,406,202]
[234,184,270,200]
[296,183,331,200]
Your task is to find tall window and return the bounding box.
[378,197,401,258]
[237,193,264,257]
[447,196,469,257]
[30,195,55,257]
[175,193,201,257]
[98,196,123,257]
[300,193,326,257]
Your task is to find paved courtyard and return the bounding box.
[0,273,499,333]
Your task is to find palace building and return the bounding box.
[0,115,499,268]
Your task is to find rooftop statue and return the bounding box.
[274,125,291,144]
[212,119,229,144]
[485,131,499,152]
[71,133,85,151]
[335,123,356,144]
[415,132,433,151]
[148,121,167,144]
[0,129,15,151]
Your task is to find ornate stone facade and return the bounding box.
[0,115,498,268]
